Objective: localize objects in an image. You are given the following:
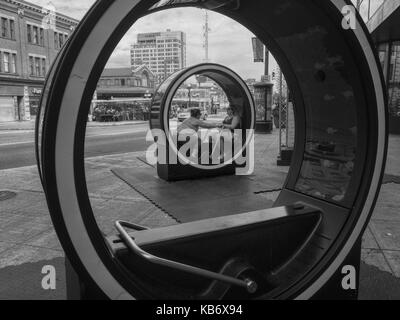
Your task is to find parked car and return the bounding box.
[178,109,208,122]
[178,111,191,122]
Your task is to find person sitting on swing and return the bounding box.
[222,105,242,131]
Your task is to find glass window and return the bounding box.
[59,33,64,47]
[1,18,8,38]
[10,20,15,40]
[41,58,46,76]
[3,52,9,73]
[377,43,388,73]
[27,25,32,43]
[54,32,59,49]
[29,56,34,75]
[40,28,44,46]
[11,53,16,73]
[33,26,38,44]
[35,57,40,76]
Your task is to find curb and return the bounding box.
[0,121,148,131]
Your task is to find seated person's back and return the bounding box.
[178,108,219,134]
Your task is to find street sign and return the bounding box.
[252,37,264,63]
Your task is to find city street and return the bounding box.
[0,123,150,170]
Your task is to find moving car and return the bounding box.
[178,109,208,122]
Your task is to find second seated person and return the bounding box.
[177,108,221,160]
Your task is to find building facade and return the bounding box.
[131,29,186,84]
[96,65,156,100]
[0,0,78,122]
[364,0,400,133]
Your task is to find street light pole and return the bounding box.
[187,84,192,109]
[264,47,269,79]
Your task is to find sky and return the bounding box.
[31,0,278,81]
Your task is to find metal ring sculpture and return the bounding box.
[36,0,387,299]
[150,63,255,180]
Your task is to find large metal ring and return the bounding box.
[36,0,387,299]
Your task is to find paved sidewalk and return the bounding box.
[0,119,147,131]
[0,131,399,299]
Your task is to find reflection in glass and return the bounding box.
[281,18,358,203]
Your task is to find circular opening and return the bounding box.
[37,0,387,300]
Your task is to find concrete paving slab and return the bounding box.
[28,229,63,251]
[0,190,46,213]
[0,242,17,254]
[386,134,400,176]
[91,197,175,236]
[0,215,52,244]
[0,245,63,269]
[362,226,379,250]
[370,220,400,251]
[361,249,392,274]
[0,167,42,192]
[383,250,400,278]
[372,183,400,221]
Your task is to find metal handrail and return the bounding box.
[115,220,257,294]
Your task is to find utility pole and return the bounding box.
[203,11,211,62]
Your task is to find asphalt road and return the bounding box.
[0,124,150,170]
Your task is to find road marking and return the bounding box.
[86,131,147,138]
[0,141,34,147]
[0,130,34,135]
[0,132,148,147]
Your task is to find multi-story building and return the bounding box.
[131,29,186,84]
[0,0,78,122]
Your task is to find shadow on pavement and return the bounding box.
[0,258,399,300]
